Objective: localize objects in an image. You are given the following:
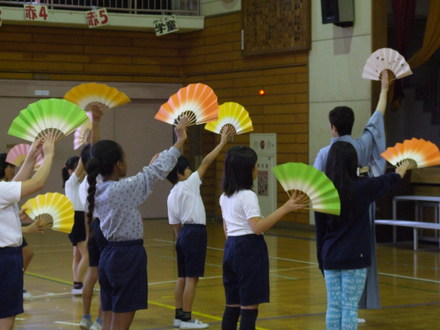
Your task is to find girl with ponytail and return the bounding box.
[85,117,189,330]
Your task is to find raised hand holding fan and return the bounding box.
[6,143,43,168]
[64,82,130,111]
[272,162,341,215]
[21,192,74,233]
[204,102,253,136]
[381,138,440,169]
[362,48,413,81]
[8,99,89,143]
[155,83,219,126]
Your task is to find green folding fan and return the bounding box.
[272,162,341,215]
[8,98,89,143]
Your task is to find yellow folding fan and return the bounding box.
[6,143,43,169]
[21,192,74,234]
[362,48,413,81]
[155,83,219,126]
[204,102,253,135]
[272,162,341,215]
[64,82,130,111]
[73,111,93,150]
[8,99,89,143]
[381,138,440,169]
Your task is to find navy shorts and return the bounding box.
[176,224,207,278]
[99,240,148,313]
[0,246,24,318]
[88,218,107,267]
[22,237,28,247]
[68,211,86,246]
[223,234,270,306]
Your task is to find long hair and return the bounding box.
[85,140,124,221]
[222,146,257,197]
[325,141,358,220]
[62,156,79,188]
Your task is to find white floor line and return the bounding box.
[379,272,440,284]
[27,292,72,299]
[54,321,79,326]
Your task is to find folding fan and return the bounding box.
[21,192,74,234]
[204,102,253,135]
[73,111,93,150]
[272,162,341,215]
[362,48,413,81]
[381,138,440,169]
[6,143,43,168]
[155,83,219,126]
[64,82,130,110]
[8,99,90,143]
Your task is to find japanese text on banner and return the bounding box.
[24,4,49,21]
[85,8,109,28]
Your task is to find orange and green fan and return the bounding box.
[204,102,253,135]
[155,83,219,126]
[64,82,130,111]
[381,138,440,169]
[272,162,341,215]
[21,192,74,234]
[6,143,43,169]
[362,48,412,81]
[8,98,89,143]
[73,111,93,150]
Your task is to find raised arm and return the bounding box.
[13,139,43,182]
[20,132,56,198]
[376,69,390,116]
[172,116,189,151]
[197,126,231,179]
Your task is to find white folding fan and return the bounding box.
[6,143,43,168]
[64,82,131,111]
[381,138,440,169]
[154,83,219,126]
[21,192,74,234]
[362,48,413,81]
[204,102,253,135]
[8,98,90,143]
[272,162,341,215]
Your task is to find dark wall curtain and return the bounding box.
[391,0,416,109]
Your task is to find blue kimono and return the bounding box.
[313,110,386,309]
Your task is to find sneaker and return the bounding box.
[90,320,102,330]
[79,316,92,329]
[180,319,209,329]
[358,318,366,323]
[23,289,32,300]
[173,319,181,328]
[72,287,83,296]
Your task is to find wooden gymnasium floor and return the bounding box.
[16,220,440,330]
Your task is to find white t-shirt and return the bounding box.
[167,171,206,225]
[219,189,261,236]
[65,173,85,211]
[0,181,22,247]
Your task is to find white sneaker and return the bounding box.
[180,319,209,329]
[173,318,181,328]
[358,318,366,323]
[23,289,32,300]
[90,320,102,330]
[72,287,83,296]
[79,316,92,329]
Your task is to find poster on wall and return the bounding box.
[23,4,49,21]
[0,8,2,27]
[250,133,277,217]
[85,8,109,28]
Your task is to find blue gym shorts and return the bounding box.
[99,239,147,313]
[0,246,24,318]
[176,224,207,278]
[88,218,107,267]
[223,234,270,306]
[68,211,87,246]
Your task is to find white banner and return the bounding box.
[85,8,109,28]
[23,4,49,21]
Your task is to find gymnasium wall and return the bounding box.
[0,11,309,224]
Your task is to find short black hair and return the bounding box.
[0,153,14,180]
[166,156,190,185]
[222,146,257,197]
[329,106,355,136]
